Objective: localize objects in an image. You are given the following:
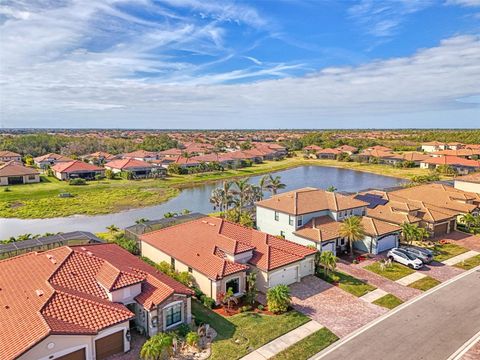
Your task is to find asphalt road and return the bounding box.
[314,269,480,360]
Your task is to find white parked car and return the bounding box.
[387,248,424,269]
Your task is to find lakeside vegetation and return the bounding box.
[0,156,437,219]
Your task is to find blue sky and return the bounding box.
[0,0,479,129]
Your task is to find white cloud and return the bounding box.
[446,0,480,7]
[0,1,479,128]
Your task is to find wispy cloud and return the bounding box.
[348,0,433,39]
[446,0,480,7]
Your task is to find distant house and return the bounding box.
[430,149,480,159]
[420,156,480,175]
[421,141,447,153]
[105,158,164,178]
[81,151,116,164]
[454,173,480,194]
[0,151,22,162]
[0,243,192,360]
[33,153,72,168]
[51,160,105,180]
[158,148,183,158]
[303,145,323,153]
[316,148,342,159]
[0,161,40,186]
[381,152,430,166]
[122,150,158,162]
[336,145,358,155]
[140,217,316,300]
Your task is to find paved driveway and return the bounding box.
[442,231,480,252]
[290,276,387,338]
[336,261,421,301]
[417,260,465,282]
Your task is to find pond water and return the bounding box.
[0,166,406,238]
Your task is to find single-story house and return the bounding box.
[34,153,73,169]
[0,243,192,360]
[105,158,164,178]
[420,156,480,175]
[421,141,447,153]
[52,160,105,180]
[0,150,22,162]
[455,173,480,194]
[122,150,158,162]
[81,151,117,164]
[140,217,316,301]
[316,148,342,159]
[336,145,358,155]
[0,161,40,186]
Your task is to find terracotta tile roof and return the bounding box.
[304,145,323,151]
[51,160,104,173]
[33,153,72,162]
[294,216,342,242]
[367,204,422,225]
[140,218,316,277]
[122,150,158,158]
[105,158,154,170]
[456,172,480,184]
[256,188,368,215]
[421,156,480,167]
[0,161,39,176]
[337,145,358,152]
[431,149,480,157]
[317,148,342,155]
[0,151,21,157]
[360,217,400,237]
[83,151,116,160]
[0,244,191,360]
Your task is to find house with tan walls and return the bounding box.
[454,173,480,194]
[140,217,316,302]
[0,243,192,360]
[0,161,40,186]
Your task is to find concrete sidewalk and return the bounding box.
[442,250,479,266]
[241,320,323,360]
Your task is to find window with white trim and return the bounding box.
[274,211,279,221]
[289,215,294,226]
[297,216,303,227]
[165,303,182,328]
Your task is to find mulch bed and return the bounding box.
[212,299,274,317]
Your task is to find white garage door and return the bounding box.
[321,241,336,254]
[377,234,397,254]
[269,266,298,287]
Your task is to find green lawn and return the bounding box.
[364,262,416,281]
[433,243,469,262]
[271,328,339,360]
[0,155,434,219]
[191,300,310,360]
[372,294,404,309]
[319,270,376,297]
[408,276,441,291]
[454,255,480,270]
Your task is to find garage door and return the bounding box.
[269,266,298,287]
[377,234,397,254]
[95,331,124,360]
[321,241,335,254]
[57,348,86,360]
[434,223,449,237]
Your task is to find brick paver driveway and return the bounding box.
[290,276,387,338]
[440,231,480,252]
[336,261,422,301]
[417,261,464,282]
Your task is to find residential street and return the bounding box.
[313,269,480,360]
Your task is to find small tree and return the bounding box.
[105,168,115,179]
[140,333,173,360]
[326,185,337,192]
[266,285,291,314]
[106,224,119,234]
[185,332,200,349]
[319,251,337,278]
[245,272,258,305]
[221,287,237,310]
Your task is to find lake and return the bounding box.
[0,166,406,238]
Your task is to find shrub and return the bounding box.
[257,304,264,311]
[202,296,215,309]
[4,187,11,192]
[95,174,105,181]
[175,323,190,338]
[140,333,173,360]
[192,286,204,299]
[186,332,200,348]
[105,168,115,179]
[266,285,291,314]
[69,178,86,185]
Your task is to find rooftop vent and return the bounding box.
[35,289,44,297]
[81,247,87,251]
[86,251,93,256]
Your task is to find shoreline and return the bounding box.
[0,157,433,220]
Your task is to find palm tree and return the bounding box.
[135,218,149,224]
[400,222,417,244]
[326,185,337,192]
[319,250,337,278]
[415,227,430,243]
[140,333,173,360]
[221,181,234,211]
[339,216,365,256]
[106,224,119,234]
[461,213,477,230]
[210,188,224,211]
[266,175,286,195]
[233,178,250,210]
[259,174,270,192]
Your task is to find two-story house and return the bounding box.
[255,188,401,255]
